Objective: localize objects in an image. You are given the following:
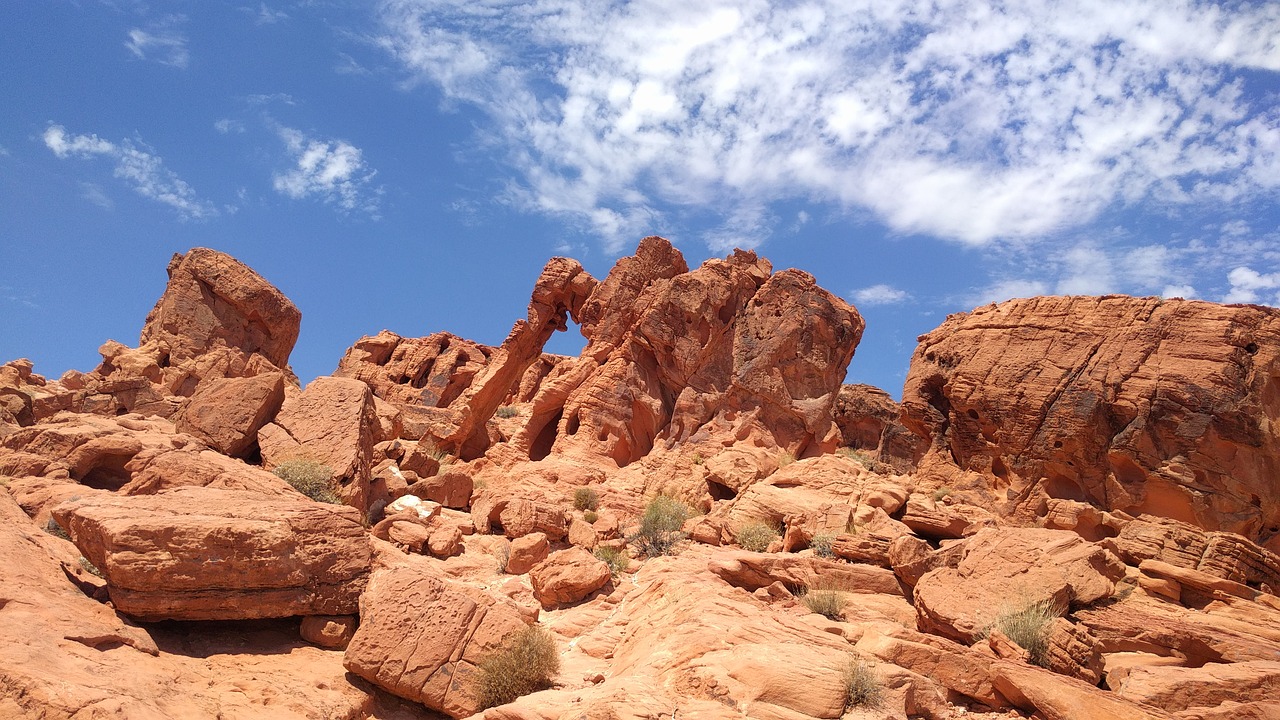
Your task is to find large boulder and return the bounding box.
[912,527,1127,643]
[529,546,612,608]
[51,486,371,621]
[258,376,379,510]
[901,296,1280,546]
[343,564,531,718]
[173,371,285,458]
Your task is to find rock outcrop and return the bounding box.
[52,486,371,621]
[833,383,924,471]
[901,296,1280,548]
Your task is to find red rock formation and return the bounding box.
[343,564,531,718]
[52,486,371,621]
[174,371,285,458]
[17,248,300,422]
[902,296,1280,547]
[833,383,925,471]
[529,546,612,608]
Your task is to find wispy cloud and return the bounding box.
[80,182,114,210]
[246,3,289,25]
[272,126,381,216]
[214,118,245,134]
[125,16,189,68]
[851,284,911,306]
[377,0,1280,252]
[43,124,216,220]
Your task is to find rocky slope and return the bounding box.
[2,240,1279,719]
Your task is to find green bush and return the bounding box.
[273,457,340,504]
[802,588,846,620]
[593,545,628,575]
[735,521,779,552]
[629,494,691,557]
[475,625,559,709]
[843,655,883,709]
[573,487,600,512]
[495,406,521,419]
[986,598,1059,667]
[810,533,836,559]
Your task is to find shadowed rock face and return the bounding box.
[901,295,1280,547]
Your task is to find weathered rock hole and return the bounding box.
[157,353,170,368]
[991,455,1009,480]
[1246,342,1259,354]
[528,409,563,461]
[966,409,979,420]
[80,459,134,491]
[707,479,737,501]
[565,412,580,436]
[1053,440,1063,448]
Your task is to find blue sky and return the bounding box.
[1,1,1277,399]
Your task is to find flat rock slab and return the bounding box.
[53,486,371,621]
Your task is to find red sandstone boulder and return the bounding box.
[912,527,1126,643]
[52,486,371,621]
[902,296,1280,546]
[174,371,285,457]
[343,564,532,718]
[833,383,925,471]
[300,615,358,650]
[507,531,550,574]
[529,546,612,608]
[259,376,379,510]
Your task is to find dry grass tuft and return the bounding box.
[475,625,559,709]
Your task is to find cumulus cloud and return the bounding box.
[376,0,1280,251]
[851,284,910,306]
[125,17,189,68]
[970,278,1051,306]
[1224,266,1280,305]
[272,126,381,216]
[42,125,216,220]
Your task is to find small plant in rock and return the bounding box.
[593,545,629,575]
[810,533,836,559]
[801,587,846,620]
[475,625,560,709]
[777,451,796,468]
[691,452,704,466]
[573,487,600,512]
[629,494,691,557]
[932,486,954,502]
[985,598,1060,667]
[735,521,779,552]
[423,443,454,466]
[495,405,521,419]
[837,447,890,473]
[44,517,71,541]
[582,510,599,524]
[78,556,104,578]
[843,655,883,709]
[273,457,340,504]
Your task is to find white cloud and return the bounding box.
[1224,266,1280,305]
[214,118,245,134]
[970,278,1052,306]
[272,126,381,216]
[1056,245,1117,295]
[1161,284,1197,299]
[248,3,289,24]
[125,17,189,68]
[42,124,216,220]
[0,145,10,157]
[851,284,910,306]
[377,0,1280,251]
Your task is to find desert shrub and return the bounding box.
[810,533,836,559]
[573,487,600,512]
[691,452,704,466]
[582,510,599,524]
[735,521,779,552]
[422,442,453,466]
[843,655,883,709]
[986,598,1059,666]
[44,517,71,541]
[593,545,628,575]
[78,556,104,578]
[495,406,521,419]
[629,494,691,557]
[273,457,339,504]
[475,625,559,709]
[802,588,846,620]
[932,486,954,502]
[777,451,796,468]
